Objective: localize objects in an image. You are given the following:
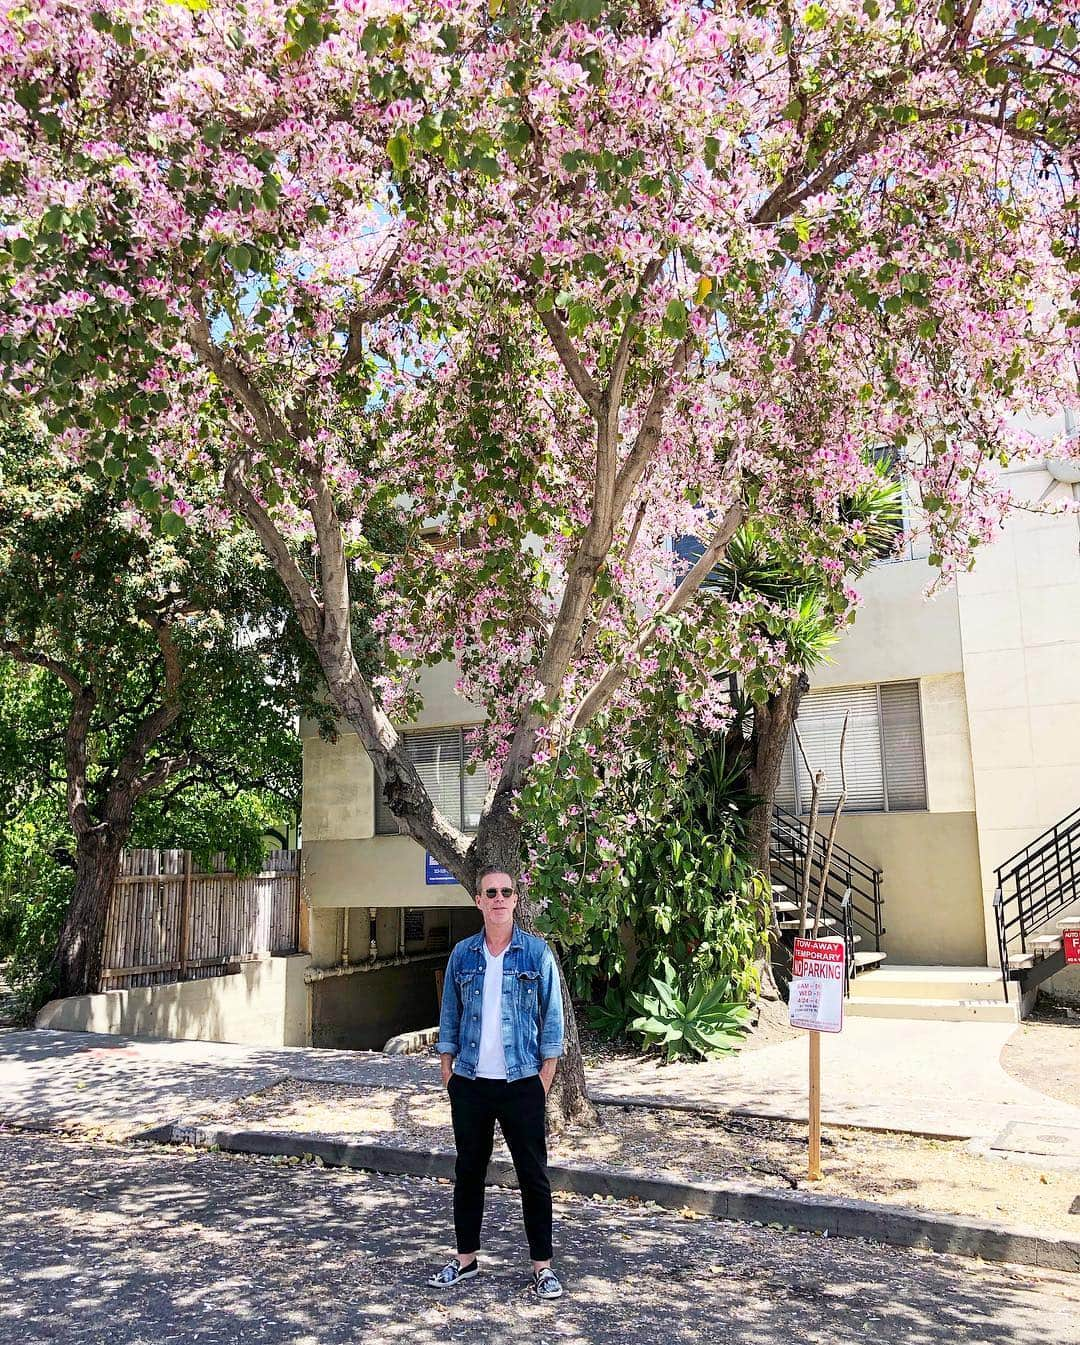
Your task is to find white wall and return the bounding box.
[956,472,1080,961]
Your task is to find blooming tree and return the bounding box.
[1,0,1077,1116]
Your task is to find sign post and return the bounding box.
[789,935,846,1182]
[808,1029,822,1180]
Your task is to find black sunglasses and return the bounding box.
[482,886,515,899]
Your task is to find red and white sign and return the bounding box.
[789,936,846,1034]
[1064,927,1080,965]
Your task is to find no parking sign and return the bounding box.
[789,936,846,1034]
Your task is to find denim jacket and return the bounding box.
[437,926,564,1081]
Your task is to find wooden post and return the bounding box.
[178,850,193,981]
[808,1029,822,1181]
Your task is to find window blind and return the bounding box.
[793,686,885,812]
[880,680,927,810]
[375,728,484,834]
[777,681,926,813]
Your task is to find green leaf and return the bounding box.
[782,97,803,122]
[387,134,410,172]
[10,236,32,263]
[226,244,252,273]
[803,3,828,31]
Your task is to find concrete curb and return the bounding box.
[160,1123,1080,1273]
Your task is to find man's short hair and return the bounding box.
[476,867,515,894]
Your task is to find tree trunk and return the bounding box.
[54,828,127,998]
[747,672,808,874]
[745,672,808,1002]
[470,799,597,1133]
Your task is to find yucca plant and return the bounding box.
[628,962,752,1061]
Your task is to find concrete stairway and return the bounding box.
[1003,900,1080,975]
[846,965,1019,1023]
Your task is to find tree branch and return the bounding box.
[128,752,197,805]
[612,339,691,520]
[104,622,185,816]
[605,256,665,434]
[566,497,746,734]
[187,313,290,445]
[0,639,84,696]
[0,639,98,837]
[299,461,470,877]
[223,455,324,645]
[534,305,601,415]
[339,243,402,377]
[577,498,649,664]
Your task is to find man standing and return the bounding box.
[429,868,565,1300]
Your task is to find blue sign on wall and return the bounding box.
[425,853,457,885]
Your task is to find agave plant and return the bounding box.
[628,963,751,1061]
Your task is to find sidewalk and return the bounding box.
[3,1023,1079,1270]
[589,1017,1080,1144]
[2,1017,1079,1149]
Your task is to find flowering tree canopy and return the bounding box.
[1,1,1077,904]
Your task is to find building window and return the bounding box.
[374,727,487,835]
[776,681,927,814]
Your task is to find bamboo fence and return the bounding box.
[98,848,300,992]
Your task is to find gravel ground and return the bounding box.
[1000,1007,1080,1108]
[209,1077,1080,1234]
[1,1128,1078,1345]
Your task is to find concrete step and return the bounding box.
[845,996,1019,1023]
[847,964,1014,1003]
[852,950,887,972]
[1030,933,1063,957]
[777,916,842,931]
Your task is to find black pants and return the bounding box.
[447,1073,552,1262]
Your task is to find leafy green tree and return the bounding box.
[0,427,328,997]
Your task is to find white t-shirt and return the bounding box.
[474,944,508,1079]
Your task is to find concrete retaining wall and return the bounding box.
[1042,965,1080,1004]
[35,953,311,1047]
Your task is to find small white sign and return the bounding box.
[789,936,846,1034]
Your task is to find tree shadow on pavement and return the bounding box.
[0,1130,1077,1345]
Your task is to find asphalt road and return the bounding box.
[0,1128,1077,1345]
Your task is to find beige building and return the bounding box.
[298,452,1080,1032]
[791,452,1080,1012]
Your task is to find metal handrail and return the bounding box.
[840,889,854,996]
[773,804,880,882]
[993,888,1008,995]
[770,804,885,951]
[995,804,1080,885]
[993,804,1080,991]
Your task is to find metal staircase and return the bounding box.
[769,804,886,985]
[994,804,1080,995]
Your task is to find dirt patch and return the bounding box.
[575,998,800,1071]
[1000,1011,1080,1108]
[210,1079,1080,1236]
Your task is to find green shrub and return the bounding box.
[524,694,768,1059]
